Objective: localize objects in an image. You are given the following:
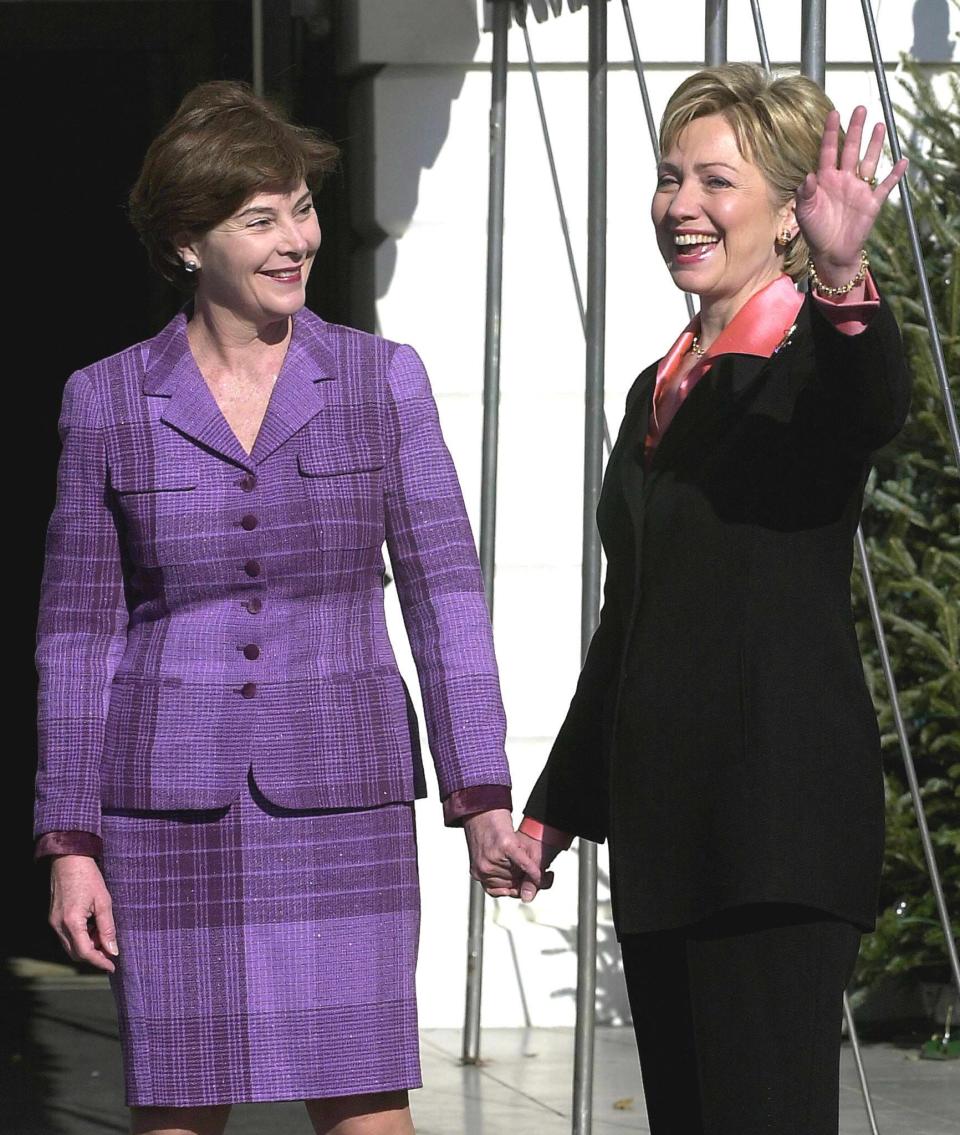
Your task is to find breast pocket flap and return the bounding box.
[110,460,199,494]
[297,448,384,478]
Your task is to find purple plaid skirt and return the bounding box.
[100,775,421,1107]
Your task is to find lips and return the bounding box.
[260,266,302,283]
[671,233,719,266]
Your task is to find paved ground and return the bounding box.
[3,970,958,1134]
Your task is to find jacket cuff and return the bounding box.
[35,831,103,860]
[443,785,513,827]
[811,270,880,336]
[519,816,574,850]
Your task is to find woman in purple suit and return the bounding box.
[35,82,537,1135]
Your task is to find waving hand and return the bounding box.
[795,106,908,285]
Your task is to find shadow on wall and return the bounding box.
[345,3,480,329]
[507,849,631,1027]
[912,0,956,61]
[546,856,633,1026]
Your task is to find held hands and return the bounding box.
[795,107,908,286]
[49,855,119,974]
[463,810,561,902]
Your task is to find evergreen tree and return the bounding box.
[853,61,960,987]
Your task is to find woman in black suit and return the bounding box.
[510,64,911,1135]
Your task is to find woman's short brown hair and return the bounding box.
[129,81,339,289]
[660,63,839,280]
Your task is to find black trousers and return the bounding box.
[620,904,862,1135]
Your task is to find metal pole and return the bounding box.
[749,0,772,72]
[620,0,695,321]
[518,11,585,332]
[843,993,882,1135]
[801,0,826,89]
[619,0,659,160]
[252,0,264,96]
[462,0,510,1067]
[856,528,960,1000]
[858,0,960,471]
[705,0,728,66]
[519,7,613,455]
[573,2,606,1132]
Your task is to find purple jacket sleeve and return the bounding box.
[442,784,513,826]
[35,831,104,860]
[383,345,512,800]
[34,371,129,840]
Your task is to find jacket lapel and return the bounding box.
[141,309,338,469]
[647,352,772,471]
[251,312,338,463]
[142,312,255,470]
[616,369,656,534]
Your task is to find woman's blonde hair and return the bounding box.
[659,63,839,280]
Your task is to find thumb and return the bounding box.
[520,877,539,903]
[795,171,817,203]
[93,899,119,958]
[508,843,542,885]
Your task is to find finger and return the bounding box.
[486,885,521,899]
[840,106,867,172]
[51,919,79,963]
[92,899,119,959]
[858,121,885,177]
[875,156,909,202]
[519,879,539,903]
[64,916,116,973]
[503,841,542,884]
[818,109,841,174]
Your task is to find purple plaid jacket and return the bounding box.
[35,308,511,839]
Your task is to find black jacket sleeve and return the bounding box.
[807,292,912,453]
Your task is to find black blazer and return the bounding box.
[525,293,911,936]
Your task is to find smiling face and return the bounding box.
[652,114,795,318]
[178,181,321,328]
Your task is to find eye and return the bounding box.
[656,173,679,189]
[298,202,315,217]
[705,175,732,189]
[247,218,272,229]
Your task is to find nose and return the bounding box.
[277,215,310,258]
[665,177,702,222]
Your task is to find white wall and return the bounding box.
[338,0,958,1027]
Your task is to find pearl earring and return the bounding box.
[183,260,199,273]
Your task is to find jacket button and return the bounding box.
[241,514,258,531]
[245,597,263,614]
[240,682,257,699]
[244,559,261,578]
[240,473,257,491]
[242,644,260,661]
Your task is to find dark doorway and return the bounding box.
[5,0,348,964]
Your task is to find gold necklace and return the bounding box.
[690,336,707,357]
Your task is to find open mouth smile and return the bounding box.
[260,266,303,284]
[671,233,720,265]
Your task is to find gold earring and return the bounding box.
[779,229,793,246]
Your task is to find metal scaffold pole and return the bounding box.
[858,0,960,469]
[705,0,728,66]
[462,0,511,1067]
[572,2,607,1132]
[801,0,826,88]
[252,0,264,96]
[620,0,696,321]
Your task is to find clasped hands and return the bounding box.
[463,809,562,903]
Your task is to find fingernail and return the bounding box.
[107,941,119,957]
